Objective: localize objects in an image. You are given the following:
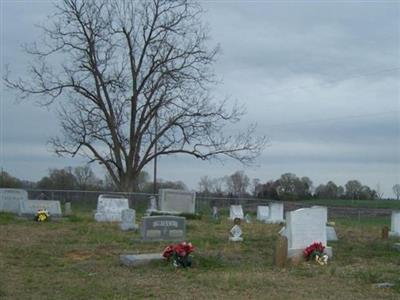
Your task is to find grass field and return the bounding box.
[1,211,399,299]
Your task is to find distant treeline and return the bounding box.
[1,167,399,201]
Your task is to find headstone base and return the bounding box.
[389,231,400,237]
[264,219,285,224]
[229,237,243,242]
[120,223,139,231]
[95,212,122,222]
[326,226,338,241]
[120,253,164,266]
[287,246,333,258]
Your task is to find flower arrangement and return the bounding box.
[35,209,50,222]
[303,242,328,265]
[162,241,195,268]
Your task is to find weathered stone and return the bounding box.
[120,209,138,231]
[94,195,129,222]
[141,215,186,241]
[0,188,27,215]
[159,189,195,214]
[20,199,62,217]
[229,205,244,220]
[64,202,72,216]
[120,253,164,266]
[274,235,288,268]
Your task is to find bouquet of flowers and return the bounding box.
[35,209,50,222]
[162,241,195,268]
[303,242,328,265]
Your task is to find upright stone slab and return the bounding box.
[265,202,284,223]
[120,209,138,231]
[257,206,269,221]
[94,195,129,222]
[64,202,72,216]
[0,188,27,215]
[229,205,244,220]
[282,207,331,258]
[312,206,337,241]
[20,200,62,217]
[159,189,195,214]
[141,215,186,241]
[390,211,400,237]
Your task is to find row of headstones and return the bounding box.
[229,203,285,223]
[0,189,62,217]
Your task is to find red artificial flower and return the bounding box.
[303,242,325,259]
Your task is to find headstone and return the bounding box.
[257,206,269,221]
[0,188,27,215]
[120,253,164,267]
[245,213,252,224]
[274,235,288,268]
[148,196,157,211]
[280,207,332,258]
[229,205,244,220]
[20,200,62,217]
[389,211,400,237]
[141,215,186,241]
[94,195,129,222]
[229,224,243,242]
[265,202,284,223]
[64,202,72,216]
[159,189,196,214]
[120,209,138,231]
[212,206,219,219]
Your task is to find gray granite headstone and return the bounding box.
[141,215,186,241]
[0,188,27,215]
[20,200,62,217]
[120,209,138,231]
[159,189,196,214]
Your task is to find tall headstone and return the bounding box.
[312,206,337,241]
[159,189,195,214]
[229,205,244,220]
[0,188,27,215]
[281,207,332,258]
[94,195,129,222]
[390,211,400,237]
[256,206,269,221]
[141,215,186,241]
[64,202,72,216]
[265,202,284,223]
[120,209,138,231]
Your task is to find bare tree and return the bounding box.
[4,0,265,191]
[393,184,400,201]
[226,170,250,196]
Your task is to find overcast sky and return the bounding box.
[1,0,399,197]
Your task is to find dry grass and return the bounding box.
[0,212,399,299]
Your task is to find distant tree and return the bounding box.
[345,180,363,200]
[198,176,213,195]
[257,180,279,200]
[375,183,384,200]
[276,173,311,201]
[74,165,101,190]
[0,171,22,188]
[5,0,265,192]
[226,171,250,197]
[37,168,76,190]
[315,181,339,199]
[251,178,261,197]
[393,184,400,200]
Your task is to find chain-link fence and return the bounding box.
[26,189,395,224]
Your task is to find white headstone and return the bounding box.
[256,206,269,221]
[245,213,252,224]
[94,195,129,222]
[229,224,243,242]
[120,209,138,231]
[390,211,400,237]
[0,188,27,215]
[282,207,332,258]
[148,196,157,211]
[20,200,62,217]
[212,206,219,219]
[159,189,196,214]
[229,205,244,220]
[265,202,284,223]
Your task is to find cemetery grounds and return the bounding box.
[1,203,400,299]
